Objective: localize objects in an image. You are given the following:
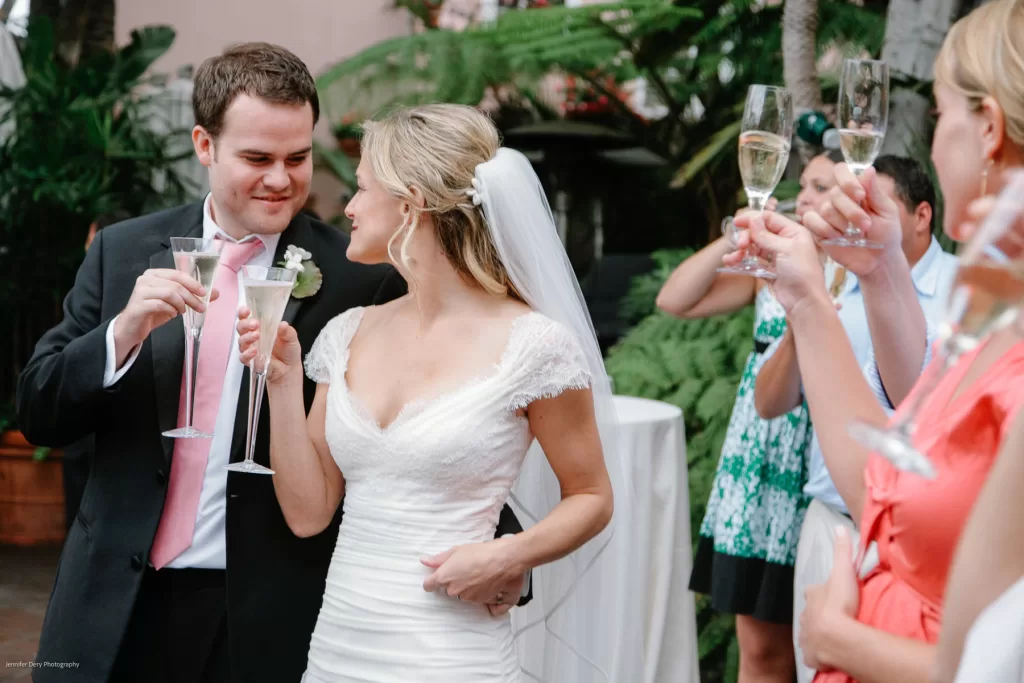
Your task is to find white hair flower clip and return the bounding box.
[465,177,483,206]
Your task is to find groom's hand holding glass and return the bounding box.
[111,269,218,365]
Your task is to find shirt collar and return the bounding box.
[202,193,280,256]
[844,236,946,299]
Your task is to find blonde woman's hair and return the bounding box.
[359,104,525,302]
[934,0,1024,152]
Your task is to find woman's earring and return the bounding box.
[981,158,995,196]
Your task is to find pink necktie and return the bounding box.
[150,238,264,569]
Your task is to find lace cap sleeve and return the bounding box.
[304,308,357,384]
[508,316,593,411]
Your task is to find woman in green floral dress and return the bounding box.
[688,285,811,620]
[656,150,840,681]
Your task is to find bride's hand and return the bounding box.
[421,538,522,608]
[236,305,303,383]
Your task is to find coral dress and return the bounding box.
[815,338,1024,683]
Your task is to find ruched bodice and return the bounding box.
[299,306,591,682]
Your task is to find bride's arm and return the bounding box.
[266,376,345,538]
[237,307,344,539]
[507,387,613,567]
[421,386,612,604]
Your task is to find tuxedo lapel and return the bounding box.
[151,216,204,462]
[228,214,321,465]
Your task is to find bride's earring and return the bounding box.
[981,158,995,196]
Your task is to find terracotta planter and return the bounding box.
[0,431,66,546]
[336,136,361,159]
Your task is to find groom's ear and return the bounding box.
[193,125,215,167]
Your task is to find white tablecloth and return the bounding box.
[512,395,698,683]
[613,395,699,683]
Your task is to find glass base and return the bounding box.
[716,264,778,280]
[163,426,213,439]
[224,460,275,475]
[821,236,885,250]
[848,420,937,479]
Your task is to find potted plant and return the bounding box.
[333,114,364,158]
[0,18,192,545]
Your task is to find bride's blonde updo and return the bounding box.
[934,0,1024,151]
[360,104,524,302]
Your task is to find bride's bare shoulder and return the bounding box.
[494,298,535,322]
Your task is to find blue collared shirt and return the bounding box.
[763,237,958,514]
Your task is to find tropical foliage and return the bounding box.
[316,0,886,242]
[0,18,193,429]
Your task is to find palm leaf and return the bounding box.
[669,118,741,188]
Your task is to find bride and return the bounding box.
[236,103,626,682]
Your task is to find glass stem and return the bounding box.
[245,366,268,464]
[744,197,766,264]
[183,324,202,429]
[846,166,866,237]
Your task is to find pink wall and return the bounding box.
[116,0,410,82]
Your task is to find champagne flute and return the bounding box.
[164,237,224,439]
[822,59,889,250]
[848,174,1024,478]
[225,265,297,475]
[717,85,794,280]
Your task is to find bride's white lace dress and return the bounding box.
[299,306,592,683]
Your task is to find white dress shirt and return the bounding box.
[103,194,280,569]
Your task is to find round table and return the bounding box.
[511,395,698,683]
[612,395,699,683]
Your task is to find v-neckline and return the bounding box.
[339,307,538,434]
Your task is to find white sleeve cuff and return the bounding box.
[103,315,141,388]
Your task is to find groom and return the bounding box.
[17,42,528,683]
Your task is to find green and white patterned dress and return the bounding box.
[688,285,813,624]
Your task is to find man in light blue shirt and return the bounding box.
[753,156,958,683]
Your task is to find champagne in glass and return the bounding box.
[173,251,221,329]
[225,265,297,475]
[837,129,885,175]
[738,130,791,208]
[718,85,793,280]
[848,174,1024,478]
[164,237,224,439]
[822,59,889,249]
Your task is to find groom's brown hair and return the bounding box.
[192,42,320,138]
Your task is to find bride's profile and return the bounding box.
[235,103,632,682]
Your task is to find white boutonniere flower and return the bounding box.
[278,245,321,298]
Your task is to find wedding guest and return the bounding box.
[932,189,1024,683]
[752,156,957,683]
[727,1,1024,679]
[658,149,842,683]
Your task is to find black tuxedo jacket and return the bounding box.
[17,203,526,683]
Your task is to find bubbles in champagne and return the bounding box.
[838,129,884,172]
[738,131,790,206]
